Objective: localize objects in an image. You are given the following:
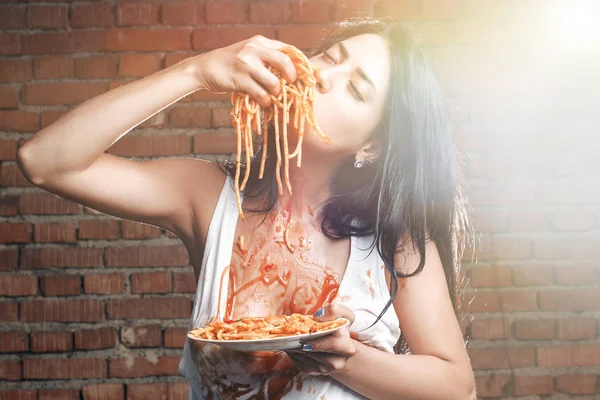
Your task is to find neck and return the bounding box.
[277,154,339,221]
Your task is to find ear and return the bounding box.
[355,139,381,163]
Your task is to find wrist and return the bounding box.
[174,55,205,90]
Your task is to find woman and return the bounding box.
[18,17,475,400]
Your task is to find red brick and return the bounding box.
[0,33,21,55]
[120,324,162,347]
[107,28,190,51]
[75,55,117,79]
[0,275,37,296]
[192,27,276,51]
[164,327,187,348]
[41,275,82,296]
[0,111,39,132]
[333,0,376,20]
[0,302,19,322]
[468,184,535,207]
[205,1,247,24]
[553,210,594,231]
[79,220,120,240]
[23,31,106,54]
[121,220,161,239]
[116,3,159,26]
[109,355,180,378]
[422,0,463,20]
[173,271,196,293]
[0,195,18,216]
[127,383,168,400]
[168,382,188,400]
[468,318,510,340]
[84,273,125,295]
[469,346,535,370]
[514,375,553,396]
[34,222,76,243]
[27,5,68,29]
[0,6,26,29]
[512,265,553,286]
[276,26,331,50]
[39,389,80,400]
[0,360,21,380]
[18,192,82,215]
[21,299,105,322]
[0,248,18,271]
[478,234,532,261]
[556,318,597,340]
[118,53,161,77]
[0,390,36,400]
[193,134,236,154]
[1,163,32,187]
[469,209,507,233]
[537,345,600,367]
[107,297,191,319]
[0,222,32,243]
[0,331,29,353]
[170,107,211,128]
[139,111,166,128]
[190,89,229,102]
[70,3,113,28]
[131,272,172,294]
[0,140,17,160]
[539,289,600,312]
[555,264,597,285]
[0,86,19,109]
[468,266,511,288]
[41,110,66,128]
[105,245,189,267]
[514,319,555,340]
[0,59,31,82]
[21,247,103,269]
[210,107,232,128]
[465,290,537,313]
[291,0,331,24]
[250,1,291,24]
[163,53,195,68]
[161,2,204,26]
[107,135,191,157]
[556,374,598,395]
[31,331,73,353]
[23,358,107,379]
[74,327,116,350]
[82,384,124,400]
[374,0,421,20]
[23,82,107,106]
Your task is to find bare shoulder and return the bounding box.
[167,158,227,243]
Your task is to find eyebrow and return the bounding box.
[337,42,377,94]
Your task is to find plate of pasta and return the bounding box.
[187,313,350,351]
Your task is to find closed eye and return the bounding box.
[323,51,337,64]
[348,81,365,102]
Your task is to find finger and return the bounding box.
[314,303,355,325]
[288,352,333,376]
[301,353,348,373]
[247,61,283,97]
[252,35,290,50]
[302,330,356,357]
[257,47,297,83]
[236,76,272,107]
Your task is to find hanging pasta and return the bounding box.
[231,45,329,220]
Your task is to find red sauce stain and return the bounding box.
[193,207,344,398]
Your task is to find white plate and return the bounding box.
[187,318,350,352]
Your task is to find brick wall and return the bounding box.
[1,1,599,399]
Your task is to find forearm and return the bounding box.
[331,341,475,400]
[18,57,202,181]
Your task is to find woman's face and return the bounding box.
[298,33,392,158]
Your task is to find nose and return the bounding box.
[313,61,351,94]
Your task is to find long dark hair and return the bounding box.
[222,17,469,353]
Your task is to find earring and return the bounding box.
[354,160,367,169]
